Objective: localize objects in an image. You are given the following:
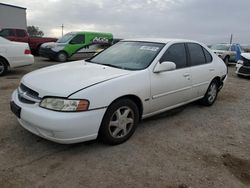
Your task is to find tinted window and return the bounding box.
[231,45,236,51]
[16,30,26,37]
[70,35,85,44]
[0,29,15,37]
[160,43,187,69]
[203,47,213,63]
[187,43,206,66]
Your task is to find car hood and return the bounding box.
[41,42,66,48]
[212,50,227,53]
[21,61,131,98]
[241,53,250,60]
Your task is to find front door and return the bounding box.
[150,43,192,113]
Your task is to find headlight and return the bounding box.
[237,60,244,65]
[40,98,89,112]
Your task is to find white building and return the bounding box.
[0,3,27,30]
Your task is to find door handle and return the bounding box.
[183,73,190,77]
[209,68,215,71]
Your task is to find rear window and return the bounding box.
[203,47,213,63]
[187,43,206,66]
[16,30,26,37]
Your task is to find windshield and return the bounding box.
[210,44,230,51]
[89,41,165,70]
[57,33,75,43]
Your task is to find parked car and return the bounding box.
[0,37,34,76]
[210,43,244,64]
[10,39,227,145]
[39,31,113,62]
[236,53,250,76]
[0,28,57,54]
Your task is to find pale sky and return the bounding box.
[2,0,250,44]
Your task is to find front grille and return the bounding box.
[18,94,36,104]
[18,83,41,104]
[20,83,39,98]
[239,66,250,75]
[242,57,250,67]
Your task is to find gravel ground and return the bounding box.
[0,57,250,188]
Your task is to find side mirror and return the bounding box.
[154,61,176,73]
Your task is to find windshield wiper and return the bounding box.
[99,63,125,69]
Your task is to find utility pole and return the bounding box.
[230,34,233,44]
[61,24,64,37]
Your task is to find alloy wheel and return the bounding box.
[108,106,134,139]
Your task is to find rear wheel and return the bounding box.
[224,56,229,65]
[201,80,218,106]
[0,58,7,76]
[99,99,139,145]
[57,52,67,62]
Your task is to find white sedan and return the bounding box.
[10,39,227,145]
[0,37,34,76]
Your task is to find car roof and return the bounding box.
[122,38,200,44]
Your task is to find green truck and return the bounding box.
[39,31,113,62]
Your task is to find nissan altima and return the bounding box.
[0,37,34,76]
[10,39,227,145]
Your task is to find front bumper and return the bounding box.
[39,47,57,59]
[11,90,106,144]
[236,63,250,76]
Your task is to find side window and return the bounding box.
[160,43,187,69]
[16,30,26,37]
[187,43,206,66]
[231,45,236,51]
[0,29,15,37]
[203,47,213,63]
[70,35,85,44]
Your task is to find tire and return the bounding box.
[99,99,139,145]
[0,58,7,76]
[224,56,229,65]
[201,80,218,106]
[56,52,67,62]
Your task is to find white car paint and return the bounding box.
[0,37,34,74]
[236,53,250,76]
[11,38,227,144]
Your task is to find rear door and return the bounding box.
[150,43,192,112]
[186,43,215,98]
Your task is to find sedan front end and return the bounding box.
[10,83,106,144]
[236,53,250,76]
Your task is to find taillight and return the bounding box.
[24,49,31,54]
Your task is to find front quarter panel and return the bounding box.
[69,70,151,115]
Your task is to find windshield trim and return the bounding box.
[57,33,76,43]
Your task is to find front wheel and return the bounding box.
[56,52,67,62]
[201,81,218,106]
[0,58,7,76]
[99,99,139,145]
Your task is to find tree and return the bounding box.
[27,26,44,37]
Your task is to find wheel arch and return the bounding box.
[0,56,10,67]
[107,94,144,120]
[57,50,69,57]
[211,76,223,89]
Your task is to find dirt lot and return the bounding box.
[0,57,250,188]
